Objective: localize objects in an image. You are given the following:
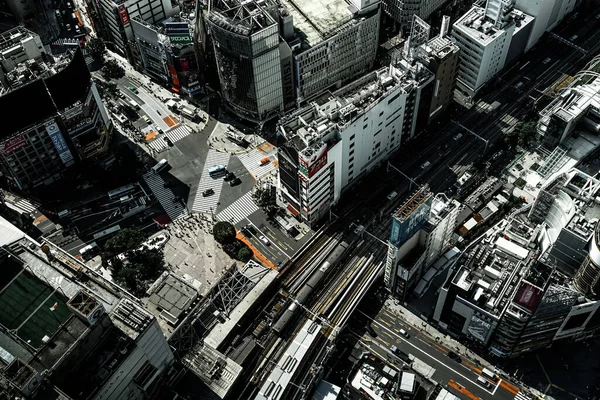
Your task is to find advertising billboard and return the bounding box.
[299,144,327,179]
[512,281,543,313]
[45,121,74,167]
[390,195,433,246]
[168,64,180,89]
[1,134,28,156]
[166,22,192,44]
[118,4,130,25]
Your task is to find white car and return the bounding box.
[259,235,270,246]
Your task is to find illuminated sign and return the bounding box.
[1,134,28,156]
[118,4,130,25]
[299,144,328,179]
[45,121,74,167]
[168,64,180,89]
[166,22,192,44]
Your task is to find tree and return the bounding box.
[514,120,537,147]
[103,228,146,261]
[86,37,106,59]
[237,245,253,262]
[213,221,236,244]
[127,248,165,281]
[102,59,125,80]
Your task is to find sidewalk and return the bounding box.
[208,120,263,155]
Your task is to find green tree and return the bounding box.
[213,221,236,244]
[103,228,146,261]
[102,59,125,80]
[86,37,106,59]
[514,120,537,147]
[237,245,253,262]
[127,248,165,281]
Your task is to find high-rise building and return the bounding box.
[207,0,380,122]
[92,0,178,57]
[207,0,287,122]
[514,0,577,50]
[451,0,533,102]
[416,16,460,122]
[0,27,45,79]
[574,223,600,296]
[382,0,451,28]
[277,64,431,227]
[131,17,202,95]
[0,49,112,190]
[0,220,174,400]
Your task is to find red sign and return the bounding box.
[118,4,130,25]
[1,134,28,156]
[299,144,328,179]
[513,281,543,312]
[168,64,180,89]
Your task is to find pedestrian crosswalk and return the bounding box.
[237,147,277,180]
[7,198,40,215]
[164,125,190,143]
[142,172,188,221]
[192,150,231,213]
[514,392,532,400]
[148,138,168,152]
[217,192,259,225]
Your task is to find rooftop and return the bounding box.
[279,65,421,153]
[183,344,243,399]
[146,272,199,329]
[209,0,279,36]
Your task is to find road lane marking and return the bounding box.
[246,218,291,258]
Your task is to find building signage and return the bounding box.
[390,196,433,246]
[118,4,130,25]
[45,121,74,167]
[166,22,192,44]
[1,134,28,156]
[168,64,180,89]
[299,144,327,179]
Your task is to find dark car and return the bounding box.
[202,188,214,197]
[224,172,235,181]
[229,177,242,187]
[366,325,377,337]
[447,351,462,363]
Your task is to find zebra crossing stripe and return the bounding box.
[149,138,168,152]
[15,199,39,213]
[165,125,190,143]
[217,192,259,225]
[143,173,188,221]
[237,148,278,181]
[514,392,532,400]
[192,150,231,213]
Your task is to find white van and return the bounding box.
[477,376,492,389]
[421,161,431,169]
[387,191,398,200]
[482,367,498,381]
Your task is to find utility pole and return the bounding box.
[387,161,419,191]
[451,120,489,154]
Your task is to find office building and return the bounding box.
[132,17,202,95]
[284,0,380,104]
[434,167,600,357]
[416,17,460,122]
[537,55,600,150]
[277,64,431,227]
[385,189,460,300]
[0,49,112,190]
[0,219,174,399]
[207,0,288,122]
[382,0,451,28]
[515,0,576,50]
[0,27,45,82]
[92,0,178,57]
[207,0,380,122]
[451,0,533,102]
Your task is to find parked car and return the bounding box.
[202,188,214,197]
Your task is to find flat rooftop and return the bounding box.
[282,0,353,48]
[454,7,504,45]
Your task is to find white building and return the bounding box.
[382,0,451,27]
[277,64,433,226]
[0,27,44,78]
[452,0,533,100]
[515,0,576,50]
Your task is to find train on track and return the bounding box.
[272,234,355,335]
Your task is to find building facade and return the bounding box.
[0,27,45,82]
[277,64,429,227]
[382,0,450,28]
[0,50,112,190]
[93,0,177,57]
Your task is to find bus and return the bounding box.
[128,99,140,110]
[208,164,226,176]
[152,159,169,173]
[79,241,99,260]
[93,225,121,240]
[108,183,135,200]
